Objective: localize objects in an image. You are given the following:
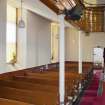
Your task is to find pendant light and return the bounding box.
[18,0,25,28]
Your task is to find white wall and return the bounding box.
[0,1,52,73]
[0,0,105,74]
[65,28,105,62]
[65,27,79,61]
[0,0,19,73]
[7,0,72,28]
[0,0,7,73]
[0,0,7,63]
[82,32,105,62]
[51,23,59,63]
[15,8,27,69]
[27,11,51,67]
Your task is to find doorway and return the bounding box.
[93,47,104,68]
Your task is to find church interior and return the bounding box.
[0,0,105,105]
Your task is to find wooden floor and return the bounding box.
[0,62,93,105]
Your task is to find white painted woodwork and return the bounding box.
[78,30,82,74]
[59,15,65,105]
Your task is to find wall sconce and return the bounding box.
[18,0,25,28]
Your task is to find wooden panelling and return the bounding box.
[40,0,59,14]
[40,0,105,32]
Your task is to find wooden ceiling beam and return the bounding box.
[40,0,59,14]
[40,0,105,32]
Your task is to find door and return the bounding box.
[93,47,104,68]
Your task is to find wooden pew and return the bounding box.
[25,71,83,79]
[13,76,59,85]
[0,78,74,104]
[0,79,58,93]
[13,76,73,93]
[0,78,76,97]
[25,69,83,76]
[22,70,85,87]
[0,62,93,105]
[23,71,86,98]
[12,75,80,90]
[19,70,83,85]
[0,86,59,105]
[12,75,81,99]
[24,71,83,88]
[0,98,31,105]
[0,79,73,104]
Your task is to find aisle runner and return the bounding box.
[79,69,104,105]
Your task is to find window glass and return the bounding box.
[6,4,17,63]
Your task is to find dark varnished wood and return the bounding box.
[0,86,58,105]
[0,62,93,105]
[40,0,59,14]
[40,0,105,32]
[0,98,31,105]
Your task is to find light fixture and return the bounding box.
[52,0,84,20]
[18,0,25,28]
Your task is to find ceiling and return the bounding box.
[7,0,59,22]
[84,0,105,5]
[40,0,105,32]
[83,0,105,8]
[8,0,105,32]
[7,0,73,28]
